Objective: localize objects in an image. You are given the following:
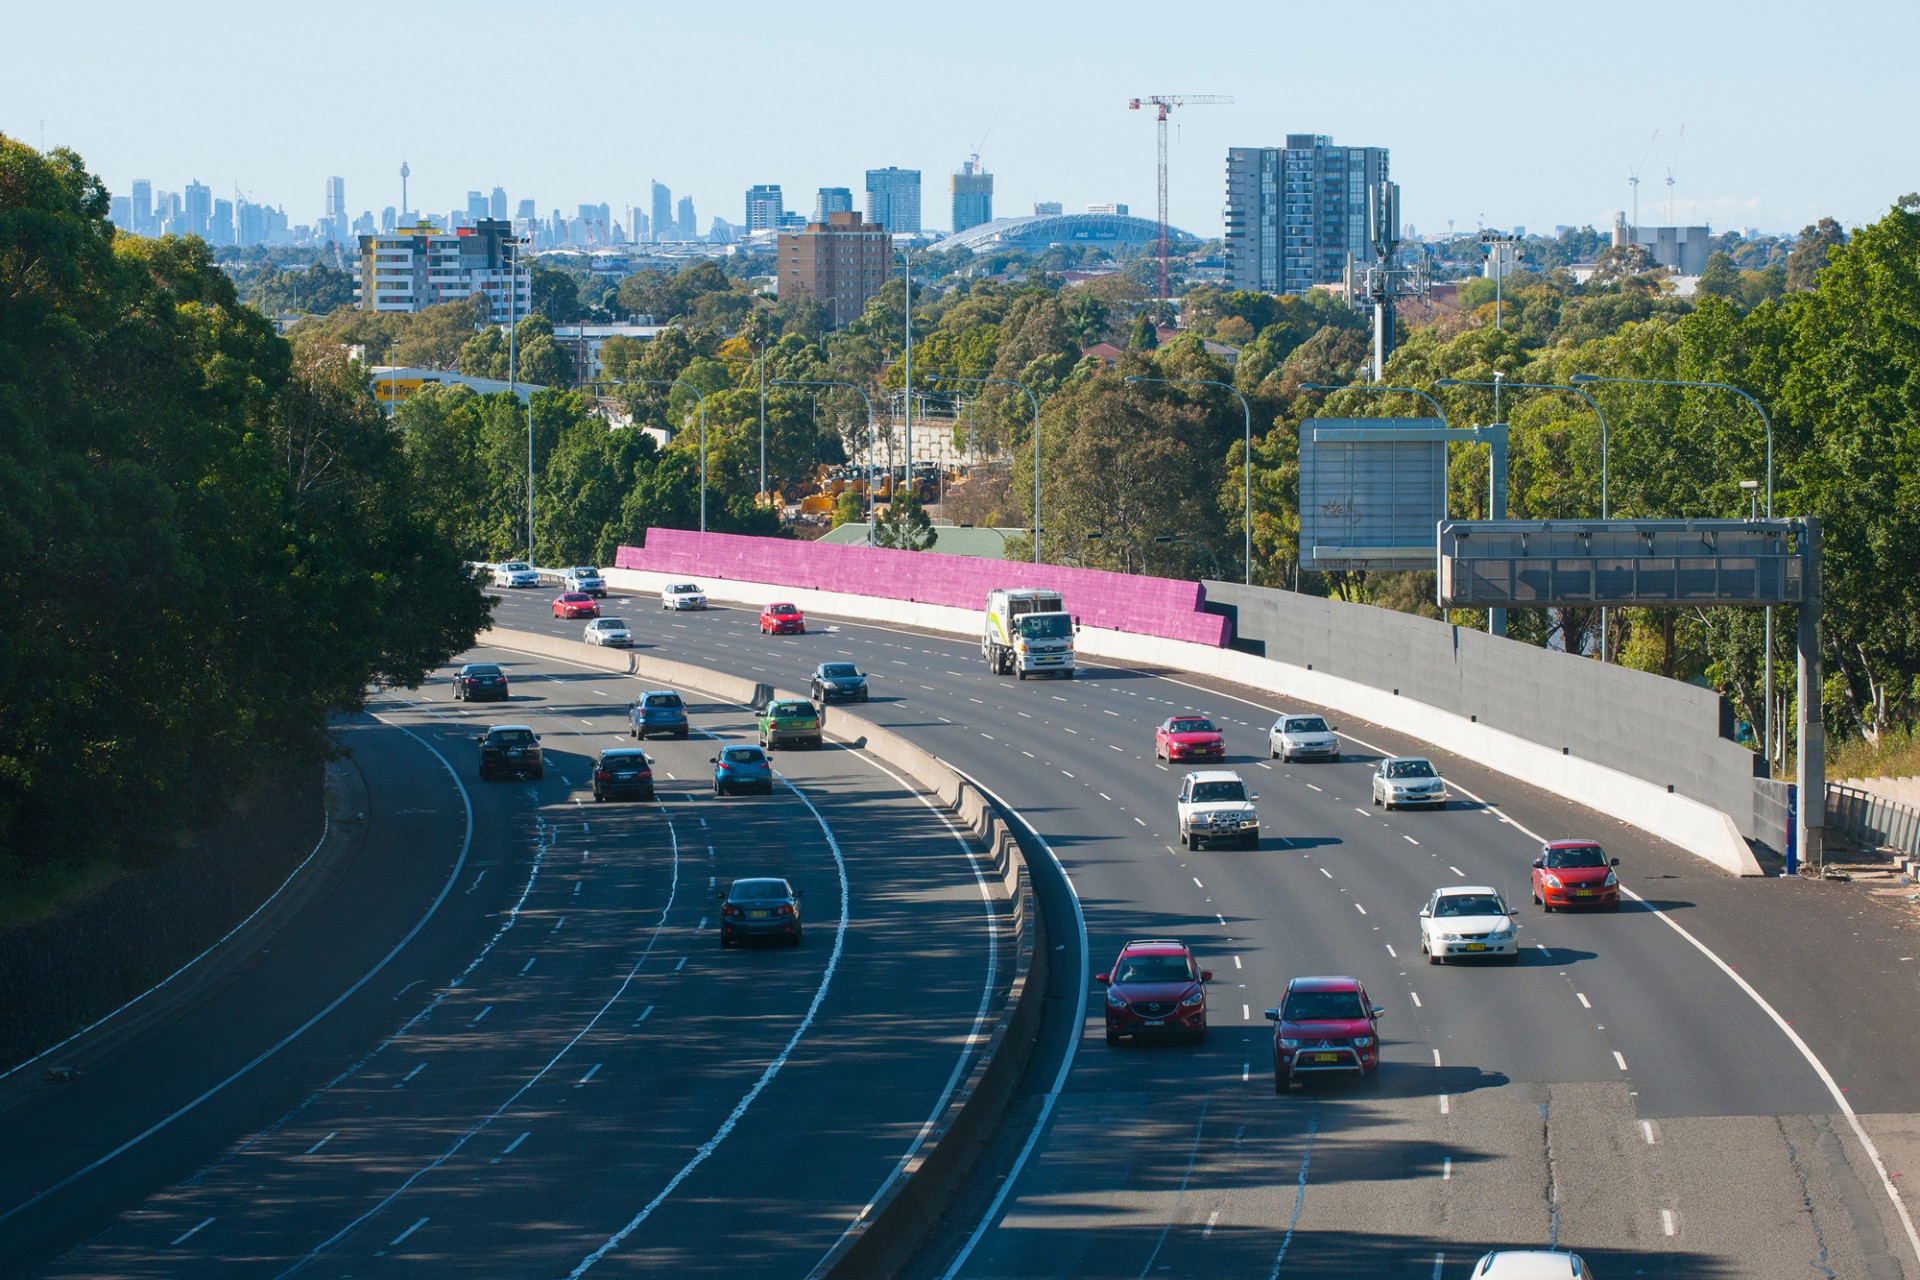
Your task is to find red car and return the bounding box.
[760,602,805,635]
[1265,975,1382,1092]
[1098,939,1212,1045]
[1155,715,1225,763]
[552,592,600,620]
[1532,840,1621,912]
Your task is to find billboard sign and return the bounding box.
[1297,418,1448,572]
[1437,519,1805,608]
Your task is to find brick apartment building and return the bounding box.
[777,211,892,328]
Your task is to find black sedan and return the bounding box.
[479,725,543,781]
[718,877,805,948]
[592,748,654,801]
[453,662,509,701]
[809,661,869,703]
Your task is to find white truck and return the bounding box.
[982,587,1078,679]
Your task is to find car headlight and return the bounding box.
[1542,873,1562,889]
[1278,1038,1302,1049]
[1603,870,1618,887]
[1492,919,1515,935]
[1180,989,1205,1007]
[1351,1036,1374,1048]
[1106,992,1129,1010]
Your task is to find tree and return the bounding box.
[531,263,584,323]
[1128,313,1158,350]
[1786,216,1847,292]
[832,487,865,528]
[873,490,937,550]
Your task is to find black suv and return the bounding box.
[479,725,544,781]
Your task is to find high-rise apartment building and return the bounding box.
[745,184,784,233]
[778,211,891,328]
[652,182,673,241]
[1033,201,1063,216]
[1224,135,1389,294]
[325,176,346,222]
[466,191,490,224]
[210,199,235,246]
[951,157,993,233]
[184,180,212,238]
[814,187,854,222]
[864,167,920,234]
[676,195,696,239]
[109,195,132,230]
[354,218,529,321]
[130,179,153,234]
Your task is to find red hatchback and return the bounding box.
[760,602,806,635]
[1155,715,1225,763]
[1265,976,1382,1091]
[552,592,600,620]
[1532,840,1621,912]
[1099,939,1212,1045]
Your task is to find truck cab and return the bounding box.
[983,587,1077,679]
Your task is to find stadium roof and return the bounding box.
[936,212,1198,254]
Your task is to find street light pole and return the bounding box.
[776,378,876,546]
[945,376,1042,564]
[758,338,767,505]
[1571,373,1778,768]
[1127,375,1253,585]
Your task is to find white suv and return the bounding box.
[661,581,707,610]
[1268,712,1339,762]
[564,566,606,597]
[1176,771,1260,850]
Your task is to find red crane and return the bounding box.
[1128,94,1231,300]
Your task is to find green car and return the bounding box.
[757,698,822,750]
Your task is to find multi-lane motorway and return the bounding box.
[1,647,1005,1277]
[482,586,1920,1279]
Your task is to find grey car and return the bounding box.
[718,876,804,947]
[809,661,869,703]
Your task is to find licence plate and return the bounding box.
[1143,1020,1165,1027]
[616,772,637,779]
[1575,889,1594,897]
[1466,943,1486,951]
[1309,1052,1340,1063]
[748,910,768,918]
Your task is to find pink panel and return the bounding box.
[615,530,1231,647]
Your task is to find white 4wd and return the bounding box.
[1177,771,1260,850]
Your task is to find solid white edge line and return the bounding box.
[938,779,1087,1280]
[0,719,472,1231]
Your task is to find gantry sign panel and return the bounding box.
[1298,418,1447,572]
[1437,520,1805,609]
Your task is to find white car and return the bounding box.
[583,617,633,647]
[564,565,607,597]
[1268,712,1339,762]
[1372,756,1447,810]
[1469,1251,1593,1279]
[661,581,707,610]
[1175,770,1260,850]
[1419,885,1519,964]
[493,560,539,589]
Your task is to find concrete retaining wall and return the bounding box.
[484,626,1047,1277]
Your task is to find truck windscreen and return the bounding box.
[1019,614,1073,639]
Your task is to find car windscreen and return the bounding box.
[1435,895,1504,917]
[1115,956,1194,984]
[1388,760,1436,778]
[1191,781,1246,803]
[1284,717,1329,733]
[597,619,627,629]
[722,748,763,763]
[1170,719,1216,735]
[505,563,530,571]
[770,603,797,613]
[1018,614,1073,639]
[465,665,501,676]
[490,730,534,745]
[1283,991,1366,1021]
[600,752,647,767]
[1546,845,1607,869]
[731,878,788,900]
[574,567,599,576]
[821,664,859,678]
[670,583,698,593]
[645,694,682,708]
[771,702,813,717]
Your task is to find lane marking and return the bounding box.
[1404,836,1420,846]
[172,1217,215,1247]
[519,957,536,974]
[1354,904,1367,916]
[1439,1094,1449,1115]
[400,1063,426,1084]
[1432,1049,1442,1068]
[1448,865,1464,876]
[389,1217,427,1247]
[504,1131,530,1154]
[1441,1157,1451,1182]
[1577,993,1591,1009]
[1319,868,1333,880]
[1135,1096,1210,1278]
[1306,783,1323,792]
[1242,1004,1251,1020]
[635,1005,653,1025]
[1234,955,1243,970]
[1410,991,1423,1008]
[1613,1051,1629,1071]
[1662,1208,1675,1236]
[1433,1253,1446,1280]
[1265,1105,1320,1277]
[305,1133,334,1155]
[577,1064,602,1086]
[1193,877,1205,889]
[1385,944,1397,958]
[1642,1120,1656,1145]
[470,1004,492,1025]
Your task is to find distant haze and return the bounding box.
[4,0,1913,239]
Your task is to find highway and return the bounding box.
[487,585,1920,1279]
[1,649,1005,1278]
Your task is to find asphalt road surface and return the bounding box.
[1,646,1005,1278]
[490,586,1920,1279]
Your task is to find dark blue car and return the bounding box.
[629,690,689,740]
[809,662,869,703]
[712,745,773,797]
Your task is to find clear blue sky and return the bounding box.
[6,0,1914,239]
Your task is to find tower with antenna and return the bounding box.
[400,160,410,223]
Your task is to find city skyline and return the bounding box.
[6,1,1917,240]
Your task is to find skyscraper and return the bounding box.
[814,187,854,222]
[676,195,696,239]
[490,186,507,220]
[950,157,993,234]
[744,184,784,233]
[652,182,673,241]
[184,180,212,238]
[864,167,921,234]
[130,179,152,234]
[1224,135,1389,294]
[325,176,346,222]
[211,198,235,246]
[466,191,490,223]
[516,198,536,222]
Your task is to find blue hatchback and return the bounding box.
[712,745,773,796]
[629,690,689,740]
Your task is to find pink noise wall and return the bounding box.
[616,530,1232,647]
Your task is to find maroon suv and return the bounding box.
[1266,975,1382,1091]
[1098,939,1212,1045]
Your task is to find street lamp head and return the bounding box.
[1568,374,1598,385]
[1434,378,1461,388]
[1739,479,1760,491]
[1124,376,1147,385]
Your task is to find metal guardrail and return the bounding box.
[1825,784,1920,859]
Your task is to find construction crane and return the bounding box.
[1128,94,1231,300]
